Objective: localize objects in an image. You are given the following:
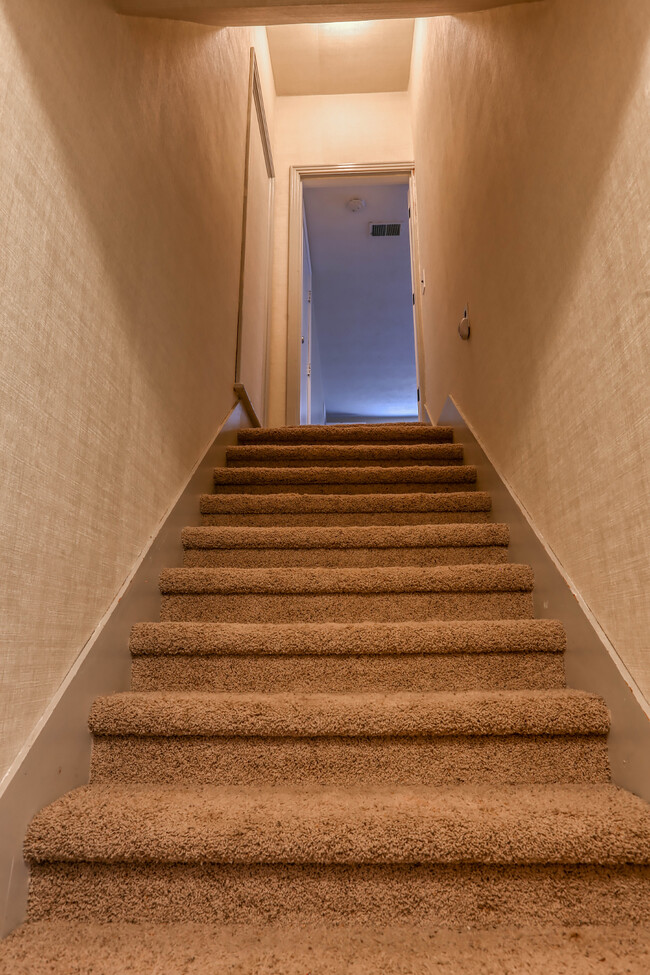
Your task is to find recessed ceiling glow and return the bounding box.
[266,20,415,96]
[321,21,370,34]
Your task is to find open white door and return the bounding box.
[408,175,426,420]
[300,215,313,424]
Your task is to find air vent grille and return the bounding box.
[369,222,402,237]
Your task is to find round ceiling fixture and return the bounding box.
[346,197,366,213]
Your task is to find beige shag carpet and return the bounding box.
[2,422,649,973]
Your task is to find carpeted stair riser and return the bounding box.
[210,483,479,498]
[129,619,566,692]
[237,422,455,445]
[184,547,510,567]
[183,524,510,549]
[212,465,477,495]
[4,922,650,975]
[161,593,534,624]
[203,511,492,527]
[159,565,534,623]
[131,652,566,693]
[200,490,492,526]
[26,861,650,927]
[129,619,567,656]
[226,443,465,468]
[88,689,609,785]
[89,737,609,787]
[182,523,509,568]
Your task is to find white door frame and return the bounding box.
[302,212,313,424]
[286,161,426,427]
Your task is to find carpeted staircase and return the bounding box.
[2,421,650,973]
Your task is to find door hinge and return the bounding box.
[412,293,415,306]
[307,363,311,377]
[308,290,312,304]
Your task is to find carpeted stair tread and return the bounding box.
[24,783,650,865]
[89,688,608,738]
[181,523,509,551]
[200,490,492,515]
[4,921,650,975]
[212,464,477,486]
[226,442,464,466]
[130,618,566,656]
[159,564,534,594]
[238,422,454,444]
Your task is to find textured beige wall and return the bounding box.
[410,0,650,700]
[0,0,274,781]
[267,92,413,425]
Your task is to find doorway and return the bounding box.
[287,164,425,426]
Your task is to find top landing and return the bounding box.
[238,423,454,445]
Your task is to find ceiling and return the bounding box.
[267,20,415,96]
[116,1,539,29]
[304,180,418,421]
